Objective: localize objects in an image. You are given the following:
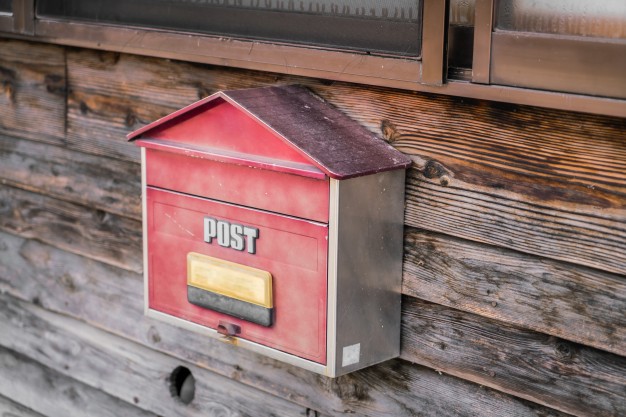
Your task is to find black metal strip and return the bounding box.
[187,285,274,327]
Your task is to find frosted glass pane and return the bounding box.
[167,0,421,21]
[450,0,475,26]
[497,0,626,39]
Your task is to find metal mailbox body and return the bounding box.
[128,85,411,377]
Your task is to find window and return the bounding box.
[496,0,626,39]
[37,0,423,57]
[0,0,624,114]
[448,0,475,77]
[489,0,626,99]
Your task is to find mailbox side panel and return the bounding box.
[329,170,405,376]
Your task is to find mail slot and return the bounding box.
[128,85,411,377]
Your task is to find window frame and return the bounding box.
[473,0,626,100]
[0,0,33,34]
[30,0,446,88]
[1,0,625,117]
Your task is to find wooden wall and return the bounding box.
[1,38,625,417]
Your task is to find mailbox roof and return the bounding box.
[128,85,411,179]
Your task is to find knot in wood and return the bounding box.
[79,101,90,115]
[554,340,575,360]
[0,66,16,83]
[125,111,138,127]
[97,51,121,65]
[44,74,66,96]
[1,81,15,103]
[380,119,400,143]
[60,273,77,293]
[196,85,213,100]
[331,376,372,402]
[0,65,17,101]
[423,160,452,183]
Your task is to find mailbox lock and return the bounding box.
[217,321,241,337]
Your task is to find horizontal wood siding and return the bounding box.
[0,40,66,145]
[401,297,626,417]
[403,228,626,356]
[0,293,312,417]
[0,395,46,417]
[0,345,158,417]
[0,134,142,219]
[0,37,624,416]
[0,231,570,417]
[0,184,141,272]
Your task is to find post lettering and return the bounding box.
[203,216,259,254]
[243,227,259,254]
[217,221,230,247]
[230,223,244,251]
[204,217,217,243]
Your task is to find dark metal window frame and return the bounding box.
[35,0,425,59]
[1,0,625,117]
[0,0,32,34]
[473,0,626,100]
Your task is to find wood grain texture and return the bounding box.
[0,40,66,145]
[0,293,312,417]
[0,184,141,272]
[2,157,620,360]
[0,135,141,220]
[403,228,626,357]
[0,395,45,417]
[0,231,570,417]
[311,84,626,275]
[2,39,625,417]
[65,49,305,162]
[402,166,626,275]
[2,164,621,361]
[63,47,626,274]
[401,297,626,417]
[0,346,157,417]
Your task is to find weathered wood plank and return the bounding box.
[400,297,626,417]
[0,184,141,272]
[0,232,570,417]
[2,169,620,359]
[0,293,312,417]
[403,228,626,357]
[0,394,45,417]
[0,39,66,144]
[402,166,626,275]
[314,85,626,186]
[0,346,157,417]
[0,135,141,220]
[2,40,623,417]
[64,47,626,275]
[312,84,626,275]
[65,49,305,162]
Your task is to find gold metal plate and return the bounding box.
[187,252,273,308]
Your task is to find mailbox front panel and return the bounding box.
[147,187,328,364]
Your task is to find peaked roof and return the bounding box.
[128,85,411,179]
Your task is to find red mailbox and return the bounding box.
[128,85,411,377]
